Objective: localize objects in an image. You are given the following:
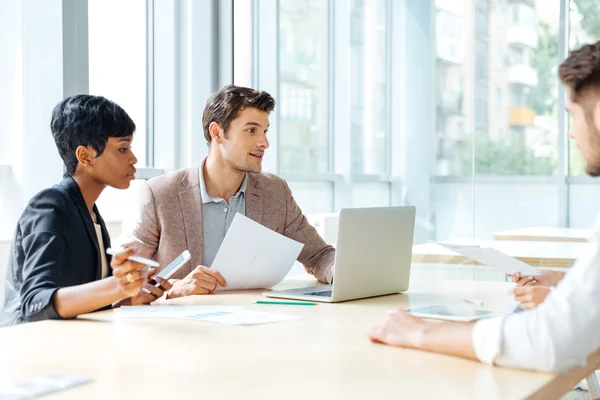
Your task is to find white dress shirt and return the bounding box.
[472,212,600,372]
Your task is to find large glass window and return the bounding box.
[278,0,330,174]
[434,0,470,176]
[350,0,388,175]
[5,0,600,282]
[88,0,147,166]
[88,0,148,227]
[436,0,560,176]
[568,0,600,176]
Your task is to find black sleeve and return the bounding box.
[19,190,72,322]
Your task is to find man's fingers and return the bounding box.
[515,276,535,286]
[368,325,385,343]
[191,284,211,295]
[388,309,406,318]
[197,279,218,293]
[199,266,227,287]
[212,271,227,287]
[199,274,217,286]
[509,286,530,295]
[520,302,536,310]
[514,293,532,302]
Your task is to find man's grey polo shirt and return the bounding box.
[199,163,248,267]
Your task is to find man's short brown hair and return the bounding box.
[559,40,600,102]
[202,85,276,145]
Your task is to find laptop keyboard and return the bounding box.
[305,290,332,297]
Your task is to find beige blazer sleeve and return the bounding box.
[281,180,335,284]
[117,181,160,260]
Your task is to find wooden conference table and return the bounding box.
[0,277,598,400]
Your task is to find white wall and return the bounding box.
[0,0,78,240]
[0,1,24,240]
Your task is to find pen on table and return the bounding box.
[255,300,317,306]
[463,298,484,307]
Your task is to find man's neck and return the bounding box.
[72,173,105,217]
[204,153,246,203]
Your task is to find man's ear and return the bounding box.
[75,145,96,168]
[209,122,223,144]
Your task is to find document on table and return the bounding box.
[116,305,244,319]
[435,242,541,276]
[184,309,303,326]
[211,213,304,290]
[0,374,92,399]
[116,306,302,325]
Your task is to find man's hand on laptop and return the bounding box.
[167,266,227,298]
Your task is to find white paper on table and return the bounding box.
[184,309,303,325]
[211,213,304,290]
[435,242,541,276]
[115,305,244,319]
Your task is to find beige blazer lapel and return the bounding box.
[178,165,204,275]
[245,174,263,225]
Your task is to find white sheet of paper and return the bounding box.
[436,242,541,276]
[116,305,243,319]
[115,306,302,326]
[0,375,92,399]
[184,309,303,325]
[211,213,304,290]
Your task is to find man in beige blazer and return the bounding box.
[118,85,334,298]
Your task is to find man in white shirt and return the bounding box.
[368,40,600,373]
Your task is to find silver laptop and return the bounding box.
[263,206,415,303]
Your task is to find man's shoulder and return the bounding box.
[146,165,198,197]
[250,171,287,192]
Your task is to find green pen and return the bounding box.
[255,300,317,306]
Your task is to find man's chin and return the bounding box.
[586,167,600,177]
[246,165,262,173]
[234,164,261,174]
[245,159,263,173]
[585,158,600,176]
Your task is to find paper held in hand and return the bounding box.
[210,213,305,290]
[435,242,541,276]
